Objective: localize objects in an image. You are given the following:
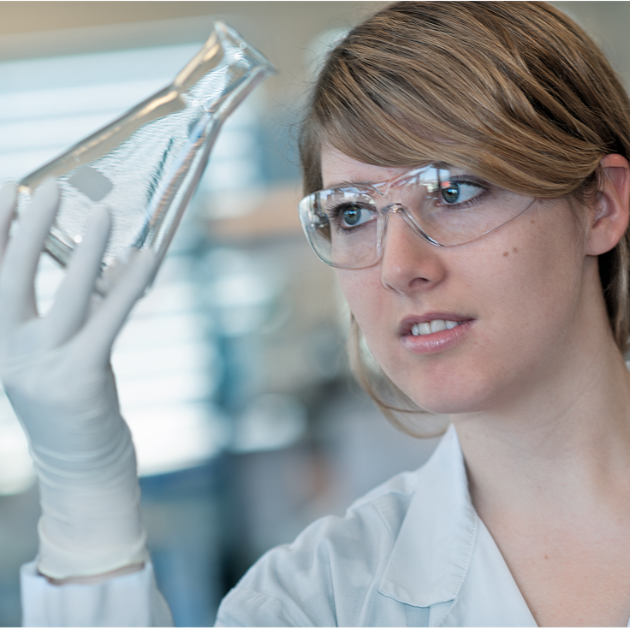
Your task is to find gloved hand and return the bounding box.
[0,179,157,580]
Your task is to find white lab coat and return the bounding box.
[21,426,550,626]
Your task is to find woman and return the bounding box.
[3,1,630,626]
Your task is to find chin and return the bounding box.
[409,392,488,416]
[392,367,501,416]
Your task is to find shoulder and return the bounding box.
[215,467,426,627]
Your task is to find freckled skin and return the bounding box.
[322,148,596,415]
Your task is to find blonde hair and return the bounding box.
[299,1,630,433]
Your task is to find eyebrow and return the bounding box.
[323,179,373,189]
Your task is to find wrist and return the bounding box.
[31,417,149,580]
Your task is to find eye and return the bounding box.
[332,203,377,228]
[440,181,484,205]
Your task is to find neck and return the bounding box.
[455,306,630,519]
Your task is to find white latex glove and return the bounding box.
[0,179,157,580]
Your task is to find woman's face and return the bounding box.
[322,147,599,415]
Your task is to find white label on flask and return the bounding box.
[67,165,113,202]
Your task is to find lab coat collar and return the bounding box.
[378,425,479,609]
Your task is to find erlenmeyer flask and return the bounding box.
[16,21,275,295]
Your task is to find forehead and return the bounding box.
[321,146,408,189]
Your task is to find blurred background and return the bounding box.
[0,1,625,625]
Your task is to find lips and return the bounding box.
[398,313,473,336]
[399,313,474,355]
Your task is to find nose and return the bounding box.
[379,210,446,293]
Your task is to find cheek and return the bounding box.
[335,268,398,373]
[488,209,584,325]
[449,206,587,396]
[335,270,384,331]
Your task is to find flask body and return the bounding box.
[17,22,274,294]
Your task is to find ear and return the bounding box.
[585,154,630,256]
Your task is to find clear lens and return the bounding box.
[299,189,380,268]
[298,165,536,269]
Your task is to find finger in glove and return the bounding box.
[0,179,60,326]
[44,206,112,349]
[74,248,157,369]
